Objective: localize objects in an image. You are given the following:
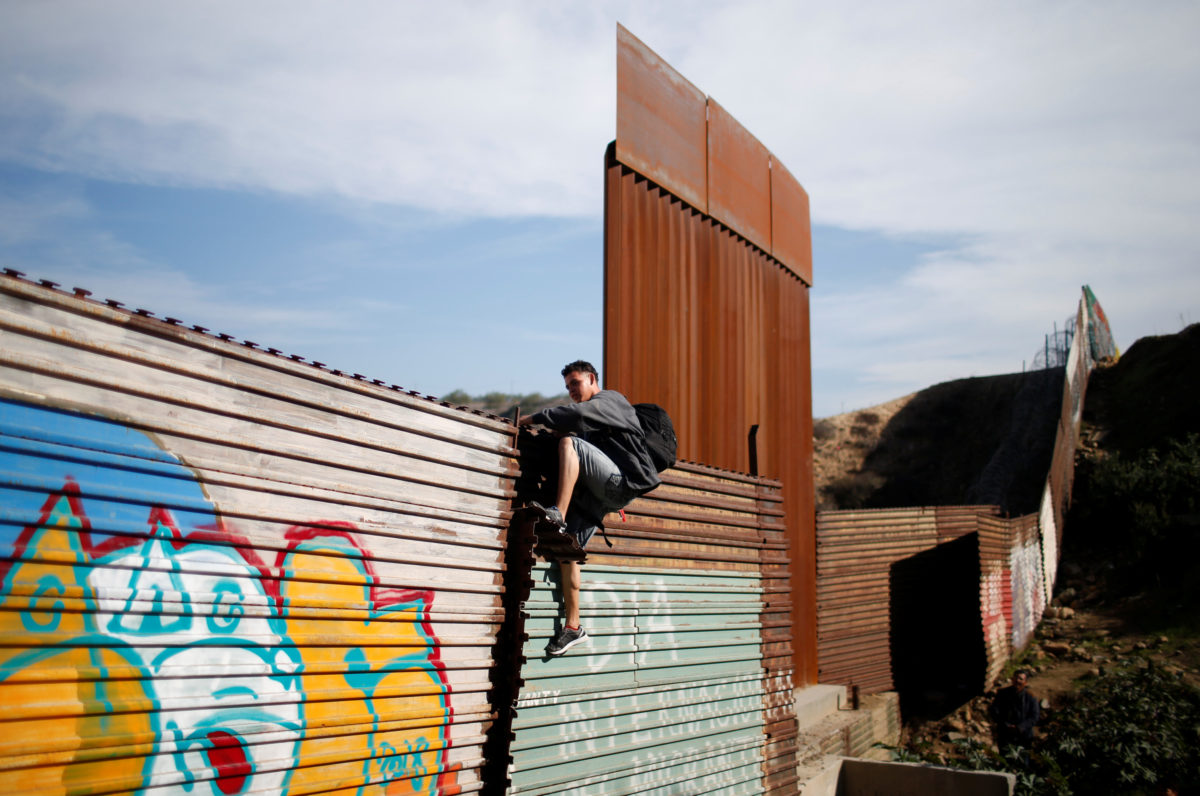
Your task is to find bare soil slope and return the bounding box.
[814,367,1064,515]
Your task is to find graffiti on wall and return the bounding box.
[980,565,1010,679]
[1010,533,1044,652]
[0,399,454,795]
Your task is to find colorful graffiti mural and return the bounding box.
[0,399,454,794]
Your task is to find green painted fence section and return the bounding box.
[510,564,769,795]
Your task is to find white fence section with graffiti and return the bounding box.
[0,274,516,795]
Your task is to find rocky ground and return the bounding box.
[901,557,1200,763]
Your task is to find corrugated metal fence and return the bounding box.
[816,287,1117,696]
[0,273,516,794]
[816,507,1000,694]
[606,24,818,686]
[506,462,797,795]
[1,272,804,794]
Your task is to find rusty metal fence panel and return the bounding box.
[977,515,1014,686]
[604,153,816,686]
[816,506,1006,694]
[817,288,1116,695]
[0,274,516,795]
[816,508,937,694]
[609,24,817,686]
[507,463,799,795]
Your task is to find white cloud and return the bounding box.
[0,1,616,215]
[4,2,1196,236]
[2,0,1198,414]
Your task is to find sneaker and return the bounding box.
[546,626,588,656]
[529,500,565,529]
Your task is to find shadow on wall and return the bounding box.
[889,533,988,721]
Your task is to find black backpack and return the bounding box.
[634,403,677,472]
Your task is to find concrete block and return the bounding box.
[794,683,847,726]
[838,758,1015,796]
[797,754,843,796]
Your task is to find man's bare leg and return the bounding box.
[559,560,581,628]
[554,438,583,628]
[555,435,579,517]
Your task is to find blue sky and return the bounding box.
[2,1,1198,417]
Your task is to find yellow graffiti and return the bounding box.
[0,494,153,796]
[281,535,451,794]
[0,497,452,795]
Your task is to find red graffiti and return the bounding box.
[206,730,250,795]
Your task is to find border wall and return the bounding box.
[0,271,802,794]
[604,23,818,686]
[816,287,1116,696]
[0,272,515,794]
[503,460,798,794]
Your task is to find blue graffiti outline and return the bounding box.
[1,399,305,795]
[24,573,67,631]
[0,488,158,788]
[208,583,246,635]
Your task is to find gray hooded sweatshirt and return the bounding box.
[528,390,661,496]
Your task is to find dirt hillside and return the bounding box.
[888,323,1200,769]
[814,367,1064,514]
[1081,321,1200,455]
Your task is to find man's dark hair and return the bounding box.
[561,360,598,379]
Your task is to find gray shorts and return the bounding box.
[567,437,636,548]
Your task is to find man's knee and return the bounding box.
[558,435,577,462]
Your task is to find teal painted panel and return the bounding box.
[510,562,767,795]
[514,675,765,729]
[636,641,765,666]
[594,757,765,796]
[510,728,764,794]
[512,688,766,747]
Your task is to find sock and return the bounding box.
[566,624,580,631]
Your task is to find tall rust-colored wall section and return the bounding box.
[605,25,817,683]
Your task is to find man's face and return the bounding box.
[564,369,599,403]
[1012,672,1028,691]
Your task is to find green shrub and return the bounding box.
[893,665,1200,795]
[1043,664,1200,794]
[1072,433,1200,567]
